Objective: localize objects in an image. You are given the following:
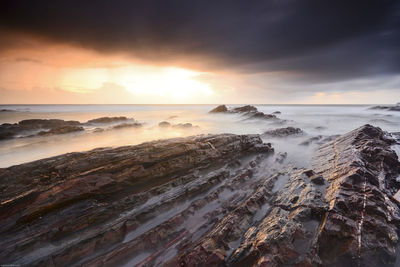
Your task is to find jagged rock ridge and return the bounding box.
[0,125,399,266]
[0,134,272,266]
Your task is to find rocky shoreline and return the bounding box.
[0,125,400,266]
[0,117,143,141]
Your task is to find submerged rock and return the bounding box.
[37,126,84,136]
[172,123,195,128]
[112,123,142,129]
[370,105,400,111]
[158,121,171,127]
[0,117,143,140]
[263,126,303,137]
[0,119,82,140]
[232,105,258,113]
[87,116,129,123]
[299,134,339,146]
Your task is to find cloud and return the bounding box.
[15,57,42,64]
[0,0,399,82]
[0,83,136,104]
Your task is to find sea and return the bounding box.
[0,104,399,168]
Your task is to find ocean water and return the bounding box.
[0,104,399,168]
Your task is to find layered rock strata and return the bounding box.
[0,134,272,266]
[1,125,400,266]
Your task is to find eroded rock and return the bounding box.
[158,121,171,127]
[370,105,400,111]
[37,125,84,136]
[87,116,129,124]
[311,124,400,266]
[0,134,272,266]
[0,117,143,140]
[1,125,399,266]
[0,119,82,140]
[209,105,281,122]
[209,105,228,113]
[112,123,142,129]
[263,126,303,137]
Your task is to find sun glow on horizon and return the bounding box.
[0,37,216,104]
[57,65,214,102]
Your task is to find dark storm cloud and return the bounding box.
[1,0,399,81]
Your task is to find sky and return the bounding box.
[0,0,400,104]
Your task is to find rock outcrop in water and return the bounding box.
[87,116,129,124]
[158,121,171,127]
[112,123,142,129]
[37,125,85,136]
[1,125,400,266]
[262,126,303,137]
[209,105,228,113]
[370,105,400,111]
[0,117,143,140]
[209,105,281,121]
[0,119,82,140]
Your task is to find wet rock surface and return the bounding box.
[112,123,142,129]
[158,122,197,128]
[0,133,272,266]
[310,124,400,266]
[262,126,303,137]
[87,116,129,124]
[1,125,400,267]
[158,121,171,127]
[37,125,85,136]
[0,119,82,140]
[0,117,143,140]
[172,123,196,128]
[299,134,339,146]
[209,105,282,122]
[370,105,400,111]
[209,105,228,113]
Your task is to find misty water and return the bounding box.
[1,104,399,168]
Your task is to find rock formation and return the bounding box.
[0,117,143,140]
[158,121,171,127]
[0,134,272,266]
[37,126,84,136]
[172,123,195,128]
[112,123,142,129]
[0,125,399,266]
[87,116,129,124]
[0,119,82,140]
[370,105,400,111]
[209,105,281,121]
[209,105,228,113]
[262,126,303,137]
